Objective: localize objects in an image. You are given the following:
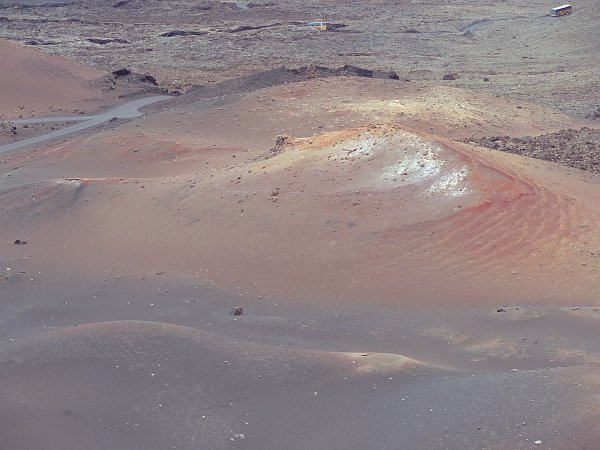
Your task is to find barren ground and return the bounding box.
[1,1,600,449]
[0,0,599,118]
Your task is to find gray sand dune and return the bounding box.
[0,320,440,450]
[1,319,599,449]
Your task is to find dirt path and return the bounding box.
[0,95,173,154]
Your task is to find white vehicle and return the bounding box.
[550,4,573,16]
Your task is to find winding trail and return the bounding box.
[459,16,528,33]
[0,95,173,154]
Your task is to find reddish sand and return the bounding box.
[2,71,600,449]
[0,38,126,119]
[2,77,598,307]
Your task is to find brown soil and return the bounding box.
[1,2,600,449]
[0,38,111,118]
[0,37,167,121]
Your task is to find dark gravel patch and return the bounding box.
[174,64,400,107]
[465,128,600,174]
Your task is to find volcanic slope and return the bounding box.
[0,38,115,118]
[2,319,600,450]
[3,74,600,450]
[0,37,165,150]
[1,76,599,307]
[0,320,444,450]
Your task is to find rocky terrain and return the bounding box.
[0,0,599,118]
[468,128,600,174]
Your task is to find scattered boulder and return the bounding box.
[271,135,290,155]
[111,69,158,86]
[136,74,158,85]
[112,0,131,7]
[483,77,490,82]
[442,73,460,80]
[14,239,28,245]
[230,306,243,316]
[0,121,16,136]
[341,64,400,79]
[374,70,400,80]
[112,68,131,77]
[593,107,600,118]
[496,307,505,313]
[340,65,374,77]
[290,65,337,77]
[105,68,167,94]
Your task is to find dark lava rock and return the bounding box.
[340,65,375,77]
[24,39,57,45]
[112,68,131,77]
[0,121,16,136]
[466,128,600,174]
[137,74,157,85]
[230,307,243,316]
[341,65,399,80]
[483,77,490,82]
[111,69,158,86]
[443,73,460,80]
[374,70,400,80]
[87,37,129,45]
[182,65,399,111]
[160,30,207,38]
[271,135,289,155]
[291,64,399,81]
[14,239,28,245]
[225,23,279,33]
